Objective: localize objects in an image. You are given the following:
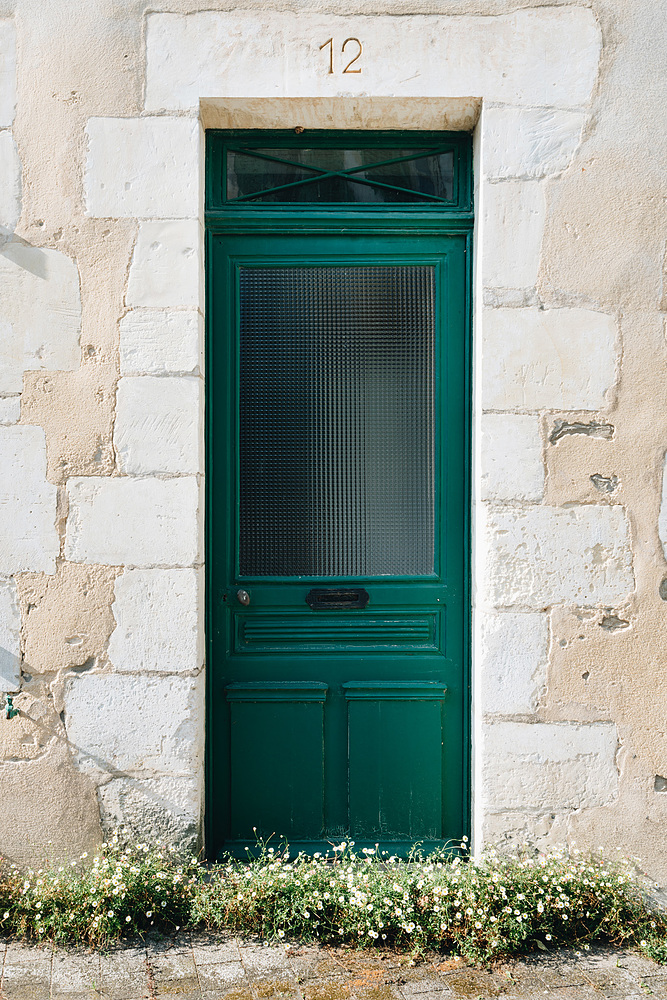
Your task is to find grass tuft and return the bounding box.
[1,835,666,963]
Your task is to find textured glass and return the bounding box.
[227,148,454,203]
[239,266,435,577]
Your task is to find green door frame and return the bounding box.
[204,130,473,859]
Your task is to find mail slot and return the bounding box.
[306,588,370,610]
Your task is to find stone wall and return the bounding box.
[0,0,665,876]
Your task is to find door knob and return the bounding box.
[237,589,250,606]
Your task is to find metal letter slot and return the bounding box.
[306,588,369,610]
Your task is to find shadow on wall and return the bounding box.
[0,644,19,693]
[0,228,49,279]
[0,665,200,856]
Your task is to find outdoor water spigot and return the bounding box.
[5,695,18,720]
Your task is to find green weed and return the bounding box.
[1,835,665,964]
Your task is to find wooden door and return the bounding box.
[207,229,469,856]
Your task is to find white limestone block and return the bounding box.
[486,504,634,608]
[481,413,543,501]
[114,376,202,475]
[482,308,618,412]
[119,309,201,375]
[85,117,200,220]
[0,22,16,127]
[0,577,20,692]
[483,721,618,811]
[483,108,585,180]
[0,396,19,424]
[98,774,201,849]
[479,611,548,715]
[63,672,204,776]
[126,220,200,309]
[482,181,545,289]
[108,568,202,674]
[0,426,58,574]
[0,131,20,229]
[146,9,600,110]
[0,242,81,393]
[65,476,200,567]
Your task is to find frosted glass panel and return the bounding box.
[239,266,435,577]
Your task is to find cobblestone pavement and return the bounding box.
[0,935,666,1000]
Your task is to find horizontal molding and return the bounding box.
[343,681,447,701]
[225,681,328,702]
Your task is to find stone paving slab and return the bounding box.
[0,935,665,1000]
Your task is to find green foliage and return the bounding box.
[0,836,198,947]
[192,841,667,963]
[1,835,666,964]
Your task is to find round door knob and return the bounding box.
[237,589,250,606]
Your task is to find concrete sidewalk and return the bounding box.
[0,934,666,1000]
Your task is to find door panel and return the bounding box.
[207,231,468,856]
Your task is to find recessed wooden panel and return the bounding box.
[345,682,446,840]
[236,614,440,652]
[227,683,327,840]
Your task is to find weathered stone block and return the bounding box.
[483,107,585,180]
[85,117,200,219]
[0,577,20,691]
[65,477,200,567]
[63,672,204,775]
[482,180,545,289]
[98,774,201,849]
[481,413,543,501]
[108,568,202,674]
[0,242,81,393]
[0,22,16,127]
[483,721,618,811]
[17,563,117,676]
[0,746,102,867]
[114,376,202,475]
[0,395,19,424]
[146,9,600,110]
[0,131,20,228]
[480,611,548,716]
[0,426,58,574]
[21,365,117,483]
[119,309,201,375]
[486,504,634,608]
[482,308,618,411]
[126,220,201,310]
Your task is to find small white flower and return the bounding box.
[146,911,152,918]
[278,929,285,938]
[125,916,131,923]
[108,910,114,918]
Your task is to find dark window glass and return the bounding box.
[227,148,455,203]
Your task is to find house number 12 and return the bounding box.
[319,37,363,74]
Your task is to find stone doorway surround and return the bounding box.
[4,6,635,858]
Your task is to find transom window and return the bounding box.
[206,131,472,211]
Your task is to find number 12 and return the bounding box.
[319,37,363,74]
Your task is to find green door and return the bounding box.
[206,134,471,857]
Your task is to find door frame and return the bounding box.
[204,129,474,859]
